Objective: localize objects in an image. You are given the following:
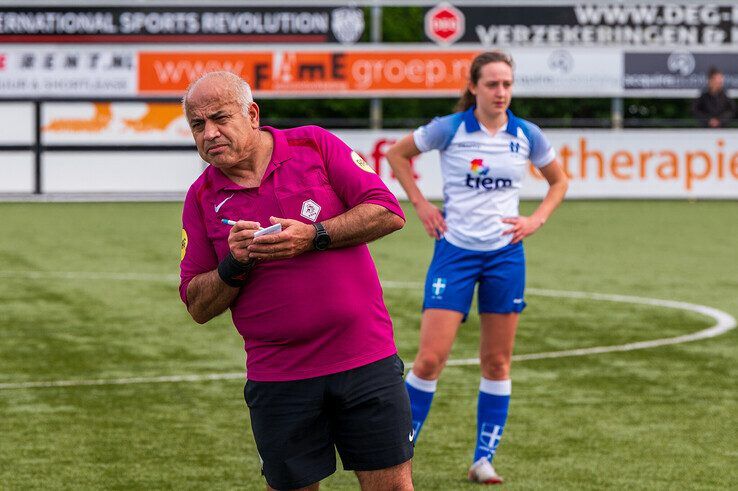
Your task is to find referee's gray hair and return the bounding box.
[182,71,253,117]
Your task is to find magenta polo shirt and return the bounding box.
[179,125,405,382]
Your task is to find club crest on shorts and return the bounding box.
[431,277,447,299]
[301,199,321,222]
[351,151,375,173]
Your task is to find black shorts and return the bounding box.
[244,354,414,490]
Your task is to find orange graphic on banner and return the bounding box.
[43,102,184,134]
[138,51,477,95]
[123,103,183,132]
[43,103,113,132]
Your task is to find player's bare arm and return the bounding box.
[502,160,568,244]
[247,203,404,260]
[387,134,447,239]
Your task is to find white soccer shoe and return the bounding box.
[468,457,504,485]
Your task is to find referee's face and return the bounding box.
[186,81,260,170]
[471,62,513,119]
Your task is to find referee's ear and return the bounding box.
[248,102,260,129]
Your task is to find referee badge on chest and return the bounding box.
[300,199,321,222]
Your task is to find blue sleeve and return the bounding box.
[412,112,463,152]
[519,120,556,167]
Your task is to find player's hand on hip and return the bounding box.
[227,220,261,262]
[415,199,447,239]
[247,216,314,260]
[502,215,542,243]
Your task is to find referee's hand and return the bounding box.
[227,220,261,263]
[247,217,314,260]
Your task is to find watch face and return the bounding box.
[315,234,331,250]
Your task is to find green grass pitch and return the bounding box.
[0,200,736,490]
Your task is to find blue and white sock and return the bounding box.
[473,378,511,464]
[405,371,437,443]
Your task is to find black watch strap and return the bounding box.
[313,222,331,251]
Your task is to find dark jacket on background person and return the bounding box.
[692,90,735,127]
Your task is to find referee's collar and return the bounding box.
[463,106,519,137]
[209,126,291,191]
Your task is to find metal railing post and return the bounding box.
[611,97,623,129]
[369,3,382,130]
[34,101,42,194]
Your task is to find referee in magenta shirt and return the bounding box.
[179,71,414,490]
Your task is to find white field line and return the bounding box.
[0,272,735,390]
[0,270,180,282]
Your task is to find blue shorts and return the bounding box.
[423,239,526,319]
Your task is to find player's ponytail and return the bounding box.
[454,51,514,113]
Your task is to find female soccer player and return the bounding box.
[386,51,568,484]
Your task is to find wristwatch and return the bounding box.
[312,222,331,251]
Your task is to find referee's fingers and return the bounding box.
[251,233,284,245]
[233,220,261,231]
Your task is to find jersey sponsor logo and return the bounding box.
[180,229,188,261]
[469,158,489,175]
[465,158,512,191]
[300,199,321,222]
[214,193,235,212]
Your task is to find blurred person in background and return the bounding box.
[179,71,413,491]
[386,51,568,485]
[693,67,735,128]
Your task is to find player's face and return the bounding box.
[186,82,260,170]
[708,73,724,93]
[470,62,513,119]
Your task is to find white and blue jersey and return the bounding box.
[413,107,555,252]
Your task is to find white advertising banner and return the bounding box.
[507,48,623,97]
[0,152,33,193]
[0,102,33,143]
[337,129,738,200]
[540,129,738,199]
[0,46,137,97]
[6,103,738,198]
[4,45,623,98]
[42,152,205,193]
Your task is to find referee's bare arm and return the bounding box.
[186,220,260,324]
[324,203,405,248]
[186,271,239,324]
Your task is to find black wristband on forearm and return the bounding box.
[218,252,255,287]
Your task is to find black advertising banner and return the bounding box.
[624,51,738,90]
[0,6,365,44]
[424,3,738,46]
